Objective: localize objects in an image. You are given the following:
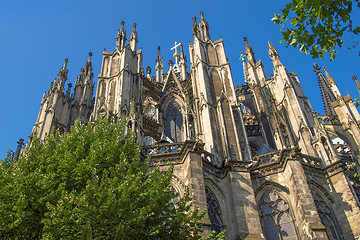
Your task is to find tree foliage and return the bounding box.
[0,117,225,239]
[272,0,360,60]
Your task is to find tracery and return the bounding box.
[258,191,298,240]
[165,101,183,142]
[205,187,223,233]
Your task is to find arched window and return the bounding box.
[144,136,156,146]
[205,187,223,233]
[165,101,183,142]
[144,104,157,121]
[170,186,181,208]
[259,191,298,240]
[311,190,341,239]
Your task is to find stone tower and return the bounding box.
[27,55,94,147]
[26,13,360,239]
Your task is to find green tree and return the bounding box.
[0,117,225,239]
[272,0,360,60]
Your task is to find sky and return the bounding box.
[1,0,359,159]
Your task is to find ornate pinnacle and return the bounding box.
[63,58,69,70]
[88,52,92,62]
[352,75,358,81]
[120,21,125,31]
[313,63,321,72]
[146,66,151,77]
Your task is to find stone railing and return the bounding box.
[300,154,322,167]
[315,114,340,125]
[252,149,322,168]
[142,142,184,156]
[252,150,281,164]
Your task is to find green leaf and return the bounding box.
[353,26,360,35]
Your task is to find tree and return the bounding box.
[272,0,360,60]
[0,117,225,239]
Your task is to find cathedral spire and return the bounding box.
[353,75,360,97]
[129,23,138,52]
[192,16,200,38]
[156,46,163,83]
[314,64,336,115]
[268,41,280,65]
[323,66,335,84]
[323,66,341,98]
[56,58,69,92]
[244,37,256,65]
[240,52,248,83]
[199,11,210,41]
[116,21,126,50]
[179,43,187,80]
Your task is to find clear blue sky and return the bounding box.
[1,0,359,159]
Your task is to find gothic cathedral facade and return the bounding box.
[27,13,360,239]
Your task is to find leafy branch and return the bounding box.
[272,0,360,60]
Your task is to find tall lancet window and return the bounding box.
[165,101,183,142]
[311,190,341,239]
[205,187,223,233]
[259,191,298,240]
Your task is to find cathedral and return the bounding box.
[25,12,360,239]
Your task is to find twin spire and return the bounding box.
[192,12,210,41]
[243,37,280,66]
[115,21,137,51]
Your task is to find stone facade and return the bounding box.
[27,12,360,240]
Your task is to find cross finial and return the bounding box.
[352,75,358,81]
[168,60,174,66]
[171,41,181,54]
[243,37,247,42]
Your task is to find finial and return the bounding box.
[63,58,69,69]
[352,75,357,81]
[200,11,204,20]
[171,42,181,62]
[146,66,151,77]
[193,16,197,23]
[168,60,174,66]
[313,63,320,72]
[133,23,137,31]
[157,46,161,59]
[88,52,92,62]
[120,21,125,31]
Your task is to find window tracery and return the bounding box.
[144,104,157,121]
[205,187,223,233]
[311,190,341,239]
[165,101,183,142]
[258,191,298,240]
[144,135,156,146]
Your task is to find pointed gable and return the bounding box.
[162,67,185,99]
